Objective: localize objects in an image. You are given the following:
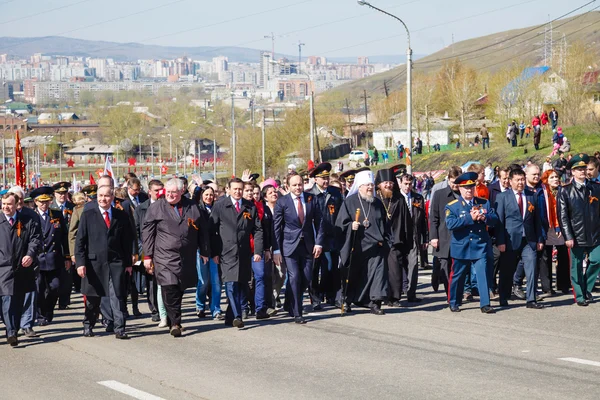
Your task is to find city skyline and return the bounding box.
[0,0,593,59]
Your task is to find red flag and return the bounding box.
[15,131,26,187]
[89,174,96,185]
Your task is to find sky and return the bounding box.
[0,0,596,58]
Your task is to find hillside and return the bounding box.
[0,36,289,63]
[327,10,600,98]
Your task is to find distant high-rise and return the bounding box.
[88,58,107,80]
[260,51,272,88]
[358,56,369,65]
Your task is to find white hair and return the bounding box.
[165,178,184,191]
[8,186,24,199]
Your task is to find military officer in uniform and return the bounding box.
[32,186,70,325]
[339,169,356,197]
[307,163,343,308]
[51,182,75,310]
[445,172,499,314]
[557,153,600,306]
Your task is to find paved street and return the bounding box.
[2,271,600,400]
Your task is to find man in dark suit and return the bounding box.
[50,182,76,310]
[429,166,462,295]
[487,167,510,296]
[31,186,70,326]
[273,172,324,324]
[122,178,148,211]
[75,185,134,339]
[0,192,42,346]
[209,178,262,328]
[495,168,545,309]
[307,163,343,308]
[398,174,428,302]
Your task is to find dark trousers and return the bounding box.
[145,273,159,316]
[225,281,244,321]
[84,276,126,333]
[1,291,25,337]
[58,266,72,307]
[449,257,491,308]
[310,251,339,304]
[37,269,60,322]
[20,290,37,329]
[126,271,139,311]
[432,256,451,296]
[500,239,538,303]
[161,284,184,328]
[482,137,490,149]
[403,246,419,298]
[251,256,272,313]
[492,244,501,292]
[539,244,570,292]
[283,243,312,317]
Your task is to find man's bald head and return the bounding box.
[98,175,115,189]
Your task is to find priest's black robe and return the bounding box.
[378,192,413,301]
[336,193,391,306]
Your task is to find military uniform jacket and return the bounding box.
[0,211,43,296]
[445,196,498,260]
[142,197,210,289]
[210,197,263,283]
[37,209,69,271]
[409,191,428,246]
[51,200,74,227]
[309,185,343,252]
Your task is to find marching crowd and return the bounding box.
[1,150,600,346]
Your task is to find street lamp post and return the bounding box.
[231,91,236,177]
[357,0,412,173]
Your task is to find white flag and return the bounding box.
[103,155,116,186]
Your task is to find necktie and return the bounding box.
[104,211,110,228]
[42,213,47,221]
[517,192,523,217]
[297,196,304,225]
[9,217,14,226]
[468,200,473,208]
[235,201,240,213]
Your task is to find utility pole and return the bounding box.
[213,129,217,179]
[362,89,370,125]
[383,80,389,98]
[231,92,236,176]
[261,109,266,179]
[309,91,314,162]
[345,98,352,124]
[204,98,208,120]
[297,41,305,74]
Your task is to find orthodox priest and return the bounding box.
[336,169,390,315]
[375,168,412,307]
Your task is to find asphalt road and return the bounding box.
[2,271,600,400]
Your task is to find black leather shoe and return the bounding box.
[370,305,385,315]
[132,308,142,317]
[294,316,307,324]
[256,311,270,320]
[115,332,130,340]
[387,300,402,307]
[499,300,509,307]
[312,303,322,311]
[83,329,95,337]
[7,335,18,347]
[170,326,182,337]
[406,297,422,303]
[480,306,496,314]
[449,306,461,312]
[38,319,49,326]
[105,324,115,333]
[266,308,278,317]
[151,314,161,322]
[233,318,244,328]
[585,293,594,304]
[526,302,545,309]
[196,310,206,319]
[58,305,69,310]
[23,328,38,338]
[577,301,589,307]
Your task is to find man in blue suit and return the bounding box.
[495,168,546,309]
[273,172,324,324]
[445,172,499,313]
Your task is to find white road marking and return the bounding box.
[558,357,600,367]
[98,380,166,400]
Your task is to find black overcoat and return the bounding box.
[75,206,133,297]
[209,197,263,283]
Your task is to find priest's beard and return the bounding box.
[379,188,393,199]
[359,192,375,203]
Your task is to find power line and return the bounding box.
[0,0,94,25]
